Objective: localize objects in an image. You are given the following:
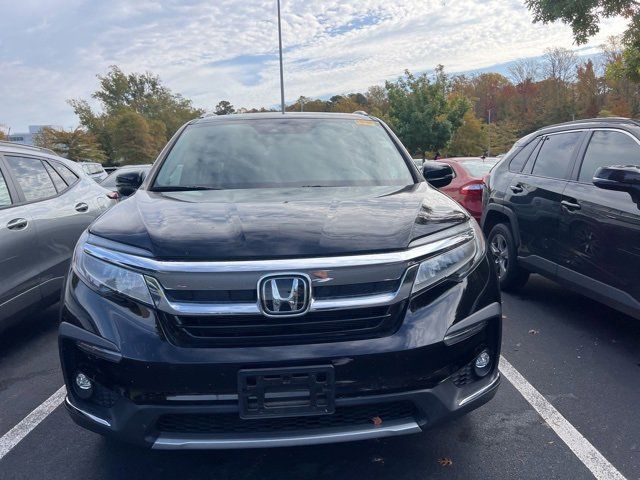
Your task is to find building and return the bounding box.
[7,125,62,146]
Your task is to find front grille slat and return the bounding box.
[159,303,406,348]
[163,279,401,304]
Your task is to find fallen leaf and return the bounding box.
[438,458,453,467]
[528,329,539,335]
[372,416,383,427]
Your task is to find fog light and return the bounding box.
[474,350,492,377]
[74,372,93,399]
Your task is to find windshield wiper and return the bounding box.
[151,185,222,192]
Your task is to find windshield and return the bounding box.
[152,118,414,190]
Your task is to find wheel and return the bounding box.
[487,223,529,291]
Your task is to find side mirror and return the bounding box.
[116,171,144,197]
[593,165,640,193]
[423,162,454,188]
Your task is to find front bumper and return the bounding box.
[59,254,501,449]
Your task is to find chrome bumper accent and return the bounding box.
[65,397,111,427]
[149,266,418,316]
[458,373,500,407]
[152,418,421,450]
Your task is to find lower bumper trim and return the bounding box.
[152,418,421,450]
[458,373,500,406]
[65,397,112,427]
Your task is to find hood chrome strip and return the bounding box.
[83,224,473,274]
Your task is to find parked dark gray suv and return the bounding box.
[60,112,501,449]
[0,141,116,332]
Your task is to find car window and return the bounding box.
[5,156,58,202]
[0,170,12,207]
[154,118,414,189]
[43,161,68,192]
[53,162,79,184]
[101,168,134,188]
[579,130,640,183]
[509,138,539,172]
[460,160,497,177]
[531,132,582,179]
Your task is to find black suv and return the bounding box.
[59,112,501,449]
[483,117,640,319]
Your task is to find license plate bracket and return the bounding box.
[238,365,335,419]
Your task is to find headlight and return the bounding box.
[411,220,485,294]
[73,242,153,305]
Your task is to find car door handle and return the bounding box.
[561,199,581,210]
[509,185,523,194]
[7,218,28,230]
[75,202,89,213]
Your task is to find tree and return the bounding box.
[447,110,487,156]
[366,85,389,117]
[385,69,470,159]
[215,100,235,115]
[543,47,578,83]
[70,66,203,163]
[509,59,540,85]
[34,127,106,162]
[525,1,640,82]
[111,111,160,164]
[575,60,603,118]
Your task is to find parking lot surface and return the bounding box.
[1,275,639,480]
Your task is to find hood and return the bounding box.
[89,184,468,260]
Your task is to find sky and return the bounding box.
[0,0,628,133]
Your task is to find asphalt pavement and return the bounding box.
[1,275,639,480]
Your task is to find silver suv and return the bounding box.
[0,141,116,332]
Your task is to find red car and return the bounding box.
[421,157,498,222]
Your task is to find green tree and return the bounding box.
[385,69,470,159]
[215,100,235,115]
[34,127,106,162]
[525,0,640,82]
[70,66,203,163]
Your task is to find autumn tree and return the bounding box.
[447,110,487,156]
[111,111,162,164]
[575,60,603,118]
[385,68,470,158]
[34,127,106,162]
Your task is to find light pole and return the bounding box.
[277,0,285,114]
[487,108,492,157]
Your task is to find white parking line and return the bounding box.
[499,356,626,480]
[0,386,66,461]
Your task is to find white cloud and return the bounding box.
[0,0,628,131]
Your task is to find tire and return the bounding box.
[487,223,529,292]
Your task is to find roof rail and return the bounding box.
[0,140,57,156]
[549,117,640,128]
[353,110,370,116]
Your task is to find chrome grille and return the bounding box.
[159,302,407,347]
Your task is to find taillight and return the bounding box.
[106,191,119,200]
[460,182,484,196]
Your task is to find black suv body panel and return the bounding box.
[483,118,640,319]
